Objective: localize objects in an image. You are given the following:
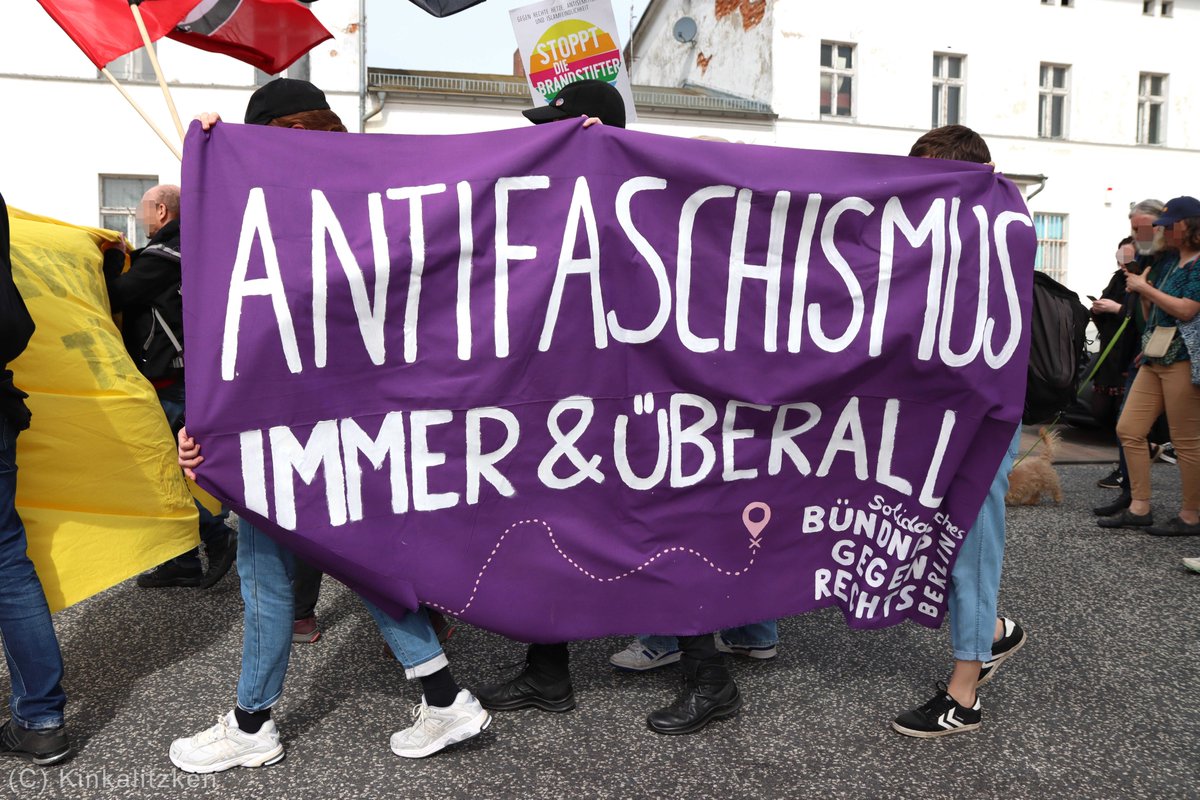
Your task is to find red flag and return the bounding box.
[36,0,201,69]
[170,0,333,75]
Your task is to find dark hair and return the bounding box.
[1181,217,1200,251]
[1118,236,1134,248]
[268,109,347,133]
[908,125,991,164]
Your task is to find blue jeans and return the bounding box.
[236,520,446,711]
[0,417,66,730]
[639,621,779,653]
[157,382,229,571]
[948,427,1020,662]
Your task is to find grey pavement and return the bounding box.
[5,452,1200,799]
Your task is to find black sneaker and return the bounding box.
[0,720,71,766]
[198,530,238,589]
[135,559,205,588]
[1160,445,1178,465]
[1146,516,1200,537]
[892,683,981,738]
[977,618,1026,687]
[1093,493,1131,517]
[1096,468,1124,489]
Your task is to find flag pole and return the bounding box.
[100,68,183,161]
[128,1,185,143]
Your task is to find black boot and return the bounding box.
[475,643,575,713]
[1093,492,1132,517]
[646,658,742,735]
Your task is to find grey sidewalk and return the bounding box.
[5,458,1199,800]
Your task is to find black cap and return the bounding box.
[244,78,331,125]
[522,79,626,129]
[1154,196,1200,227]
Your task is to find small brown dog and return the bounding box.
[1005,428,1062,506]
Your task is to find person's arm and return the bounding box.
[1125,266,1200,322]
[105,245,179,312]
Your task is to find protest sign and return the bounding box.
[182,121,1033,641]
[510,0,637,123]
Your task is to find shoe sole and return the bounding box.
[610,652,682,672]
[647,691,743,735]
[716,644,778,660]
[478,693,576,713]
[391,710,491,759]
[169,745,285,774]
[891,719,981,738]
[292,631,321,644]
[0,747,73,767]
[1182,559,1200,574]
[976,628,1027,688]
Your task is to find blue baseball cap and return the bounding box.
[1154,196,1200,226]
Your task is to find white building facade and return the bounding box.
[626,0,1200,297]
[3,0,1197,299]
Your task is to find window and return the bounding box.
[100,47,155,82]
[1033,213,1068,283]
[100,175,157,247]
[1038,63,1069,139]
[932,54,965,127]
[255,53,311,86]
[1144,1,1173,16]
[819,42,854,118]
[1138,73,1167,145]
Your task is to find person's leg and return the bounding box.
[647,634,740,735]
[1115,366,1166,518]
[1149,362,1200,529]
[475,642,574,712]
[362,601,490,759]
[945,428,1020,704]
[235,520,297,713]
[893,428,1020,739]
[170,519,292,773]
[0,420,69,765]
[291,558,323,620]
[716,620,779,659]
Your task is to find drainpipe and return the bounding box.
[1025,175,1048,201]
[357,0,366,132]
[362,91,386,127]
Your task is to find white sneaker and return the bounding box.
[1182,556,1200,574]
[390,691,490,759]
[608,639,682,671]
[169,711,284,774]
[716,635,778,660]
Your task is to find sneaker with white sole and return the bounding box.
[892,683,982,738]
[977,617,1026,687]
[169,711,284,774]
[1182,556,1200,574]
[390,690,490,759]
[715,635,777,661]
[609,639,682,671]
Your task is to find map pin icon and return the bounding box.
[742,502,771,538]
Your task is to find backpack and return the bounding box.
[1023,271,1090,424]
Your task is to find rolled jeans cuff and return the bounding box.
[404,652,449,680]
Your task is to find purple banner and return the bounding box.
[180,121,1034,641]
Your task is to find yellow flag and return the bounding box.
[7,208,199,611]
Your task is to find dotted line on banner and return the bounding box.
[424,518,761,617]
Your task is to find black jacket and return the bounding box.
[105,219,185,382]
[0,193,35,429]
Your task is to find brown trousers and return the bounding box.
[1116,360,1200,510]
